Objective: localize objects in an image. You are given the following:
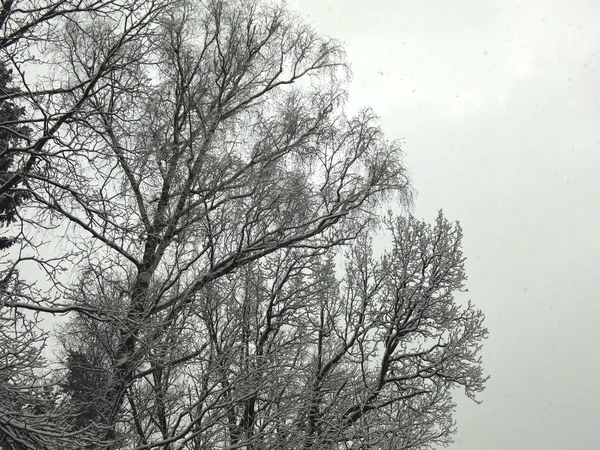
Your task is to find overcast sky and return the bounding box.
[288,0,600,448]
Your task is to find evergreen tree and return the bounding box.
[0,63,30,250]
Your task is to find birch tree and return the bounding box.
[2,0,487,448]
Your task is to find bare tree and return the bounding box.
[2,0,487,448]
[0,0,184,448]
[0,0,173,196]
[0,263,106,449]
[60,211,486,449]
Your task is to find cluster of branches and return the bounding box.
[0,0,488,449]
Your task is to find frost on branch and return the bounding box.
[0,0,486,448]
[56,211,487,449]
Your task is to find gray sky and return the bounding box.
[288,0,600,448]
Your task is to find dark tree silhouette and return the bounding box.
[0,62,30,250]
[61,350,109,430]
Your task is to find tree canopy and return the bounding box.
[0,1,487,449]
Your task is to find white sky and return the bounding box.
[288,0,600,448]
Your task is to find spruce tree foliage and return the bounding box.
[0,63,30,250]
[61,350,108,430]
